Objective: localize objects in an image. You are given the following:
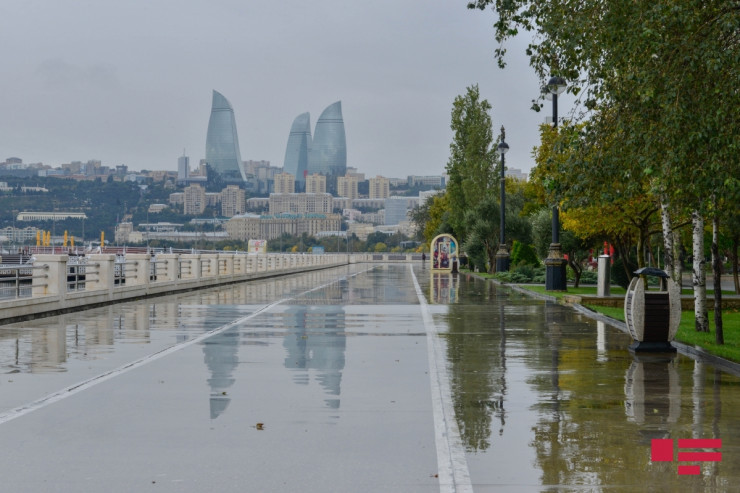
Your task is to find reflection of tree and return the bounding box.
[444,277,506,452]
[525,307,740,489]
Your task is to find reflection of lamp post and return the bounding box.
[495,126,510,272]
[545,76,568,291]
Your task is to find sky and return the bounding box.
[0,0,575,179]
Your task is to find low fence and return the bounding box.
[0,252,424,324]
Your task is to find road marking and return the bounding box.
[410,265,473,493]
[0,266,373,426]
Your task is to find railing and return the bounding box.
[0,251,424,323]
[0,264,46,299]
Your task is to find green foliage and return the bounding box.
[579,271,598,285]
[493,264,545,283]
[510,240,540,267]
[0,176,142,242]
[529,208,552,259]
[445,85,497,240]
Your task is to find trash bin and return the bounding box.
[624,267,680,352]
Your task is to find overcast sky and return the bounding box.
[0,0,573,179]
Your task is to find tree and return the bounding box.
[463,194,532,273]
[469,0,739,336]
[445,85,497,240]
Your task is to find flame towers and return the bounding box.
[283,101,347,193]
[205,90,246,183]
[308,101,346,177]
[283,112,312,187]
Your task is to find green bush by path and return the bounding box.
[510,241,540,267]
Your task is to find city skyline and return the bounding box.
[0,1,576,179]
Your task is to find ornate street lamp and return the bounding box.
[545,76,568,291]
[495,126,510,272]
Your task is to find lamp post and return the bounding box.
[545,76,568,291]
[495,126,510,272]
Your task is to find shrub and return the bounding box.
[510,240,541,267]
[494,271,515,283]
[580,271,598,284]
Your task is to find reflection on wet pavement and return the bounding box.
[435,272,740,491]
[1,264,739,491]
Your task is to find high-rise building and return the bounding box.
[308,101,346,177]
[177,155,189,184]
[274,172,296,194]
[337,174,359,200]
[384,196,412,225]
[305,173,326,194]
[205,90,246,183]
[369,175,390,199]
[184,184,206,215]
[221,185,246,217]
[283,112,311,187]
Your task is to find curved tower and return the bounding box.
[308,101,346,177]
[205,90,246,183]
[283,112,311,186]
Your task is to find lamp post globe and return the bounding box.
[495,126,510,273]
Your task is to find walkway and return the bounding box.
[0,264,738,491]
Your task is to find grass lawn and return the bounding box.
[515,284,740,364]
[525,285,627,297]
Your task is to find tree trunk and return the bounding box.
[674,228,684,290]
[660,199,675,278]
[712,212,723,344]
[487,241,496,274]
[692,210,709,332]
[636,230,645,270]
[568,258,582,288]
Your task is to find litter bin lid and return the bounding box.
[633,267,669,278]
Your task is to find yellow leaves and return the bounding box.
[561,194,658,240]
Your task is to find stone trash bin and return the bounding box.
[624,267,681,352]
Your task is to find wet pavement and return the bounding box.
[0,264,738,492]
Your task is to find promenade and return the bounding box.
[0,263,738,492]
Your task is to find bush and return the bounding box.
[494,271,515,283]
[510,272,531,283]
[510,241,541,267]
[494,263,544,283]
[580,271,598,284]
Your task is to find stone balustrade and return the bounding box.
[1,252,361,323]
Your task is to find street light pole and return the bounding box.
[495,126,510,272]
[545,76,568,291]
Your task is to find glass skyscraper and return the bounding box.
[205,90,246,183]
[308,101,346,177]
[283,112,311,186]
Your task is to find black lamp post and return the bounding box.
[495,126,510,272]
[545,76,568,291]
